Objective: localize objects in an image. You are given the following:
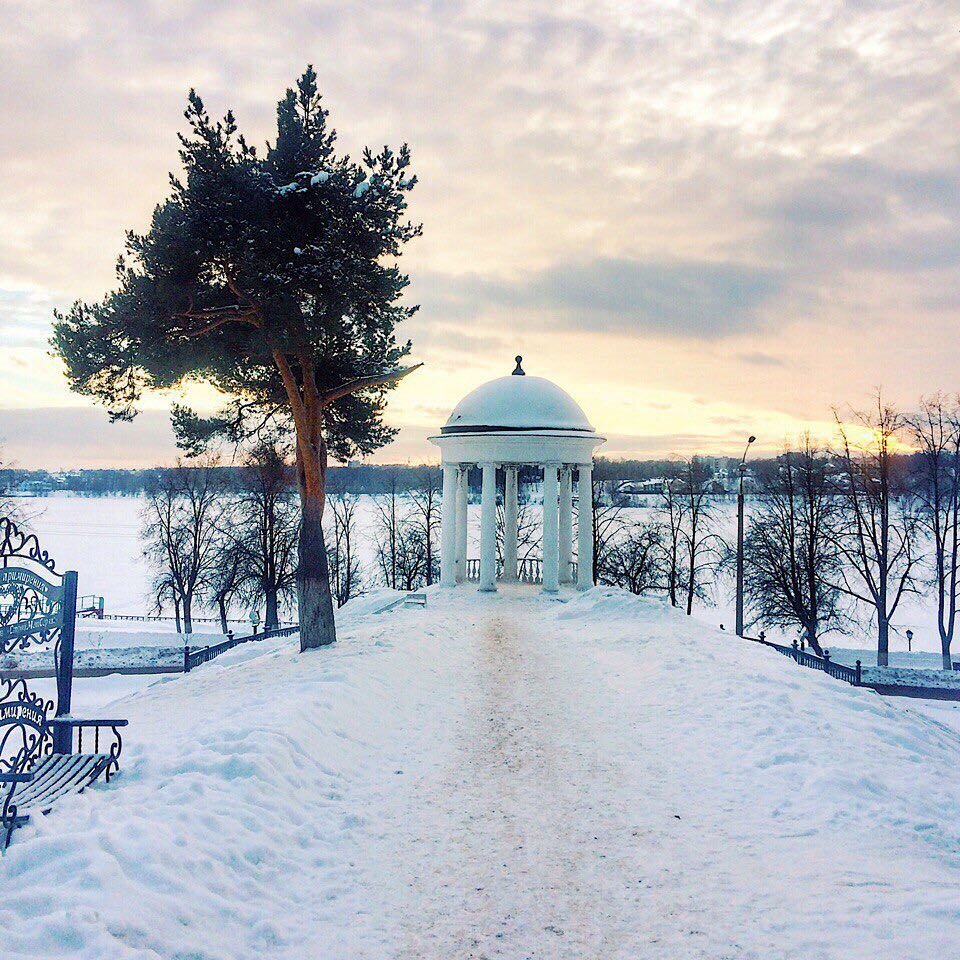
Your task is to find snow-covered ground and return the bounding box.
[3,585,960,959]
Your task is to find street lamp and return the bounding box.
[735,435,757,638]
[906,629,913,653]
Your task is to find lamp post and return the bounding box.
[735,435,757,638]
[906,629,913,653]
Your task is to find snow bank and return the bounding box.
[860,665,960,689]
[76,622,227,646]
[0,645,182,672]
[2,586,959,958]
[335,587,409,618]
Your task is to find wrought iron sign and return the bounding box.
[0,678,53,775]
[0,517,78,755]
[0,566,64,650]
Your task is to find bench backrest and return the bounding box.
[0,677,52,775]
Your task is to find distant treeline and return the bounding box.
[2,464,449,496]
[0,453,926,498]
[2,457,754,497]
[1,463,443,496]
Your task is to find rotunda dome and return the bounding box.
[441,357,594,435]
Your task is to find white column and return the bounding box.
[577,464,594,590]
[558,466,573,584]
[503,466,519,582]
[479,462,498,592]
[440,462,458,587]
[455,465,469,583]
[542,463,560,594]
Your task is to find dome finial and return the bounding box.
[512,355,525,376]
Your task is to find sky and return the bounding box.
[1,0,959,469]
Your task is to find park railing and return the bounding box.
[77,595,104,618]
[463,558,577,584]
[745,632,862,686]
[95,612,295,625]
[183,623,300,672]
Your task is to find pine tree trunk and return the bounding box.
[298,488,336,649]
[271,347,361,650]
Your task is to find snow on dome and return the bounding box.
[442,357,595,434]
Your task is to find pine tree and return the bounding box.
[52,67,421,649]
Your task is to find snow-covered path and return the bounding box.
[4,587,960,959]
[349,593,960,959]
[374,606,649,957]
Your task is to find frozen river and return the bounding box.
[12,495,148,613]
[8,492,955,658]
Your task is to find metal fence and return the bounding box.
[97,613,295,625]
[183,624,300,672]
[746,632,862,685]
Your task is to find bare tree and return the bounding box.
[142,459,224,634]
[677,458,726,616]
[373,473,401,589]
[326,492,363,607]
[233,444,299,630]
[0,447,34,526]
[743,438,842,654]
[153,574,182,633]
[496,497,540,566]
[374,506,433,590]
[591,478,626,583]
[656,481,687,607]
[600,520,663,595]
[408,466,441,586]
[208,501,246,633]
[394,523,432,590]
[371,470,438,592]
[833,396,920,666]
[907,394,960,669]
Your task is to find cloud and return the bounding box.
[416,258,781,338]
[2,0,960,465]
[736,351,784,368]
[765,157,960,273]
[0,408,181,469]
[599,431,753,458]
[0,288,59,348]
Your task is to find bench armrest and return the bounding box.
[0,772,34,784]
[48,719,127,778]
[50,718,129,728]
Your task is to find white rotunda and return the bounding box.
[430,357,605,594]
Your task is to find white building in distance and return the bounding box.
[430,357,604,594]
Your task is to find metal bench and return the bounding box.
[0,679,127,849]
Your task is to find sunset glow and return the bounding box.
[2,1,958,467]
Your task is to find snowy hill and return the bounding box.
[3,586,960,959]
